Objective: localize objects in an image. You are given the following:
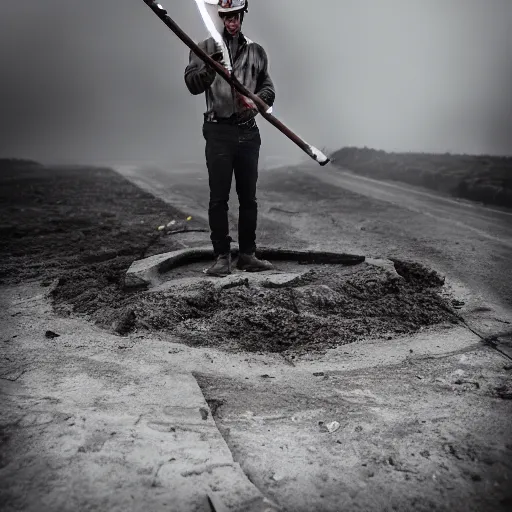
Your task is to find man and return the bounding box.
[184,0,275,276]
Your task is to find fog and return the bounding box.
[0,0,511,167]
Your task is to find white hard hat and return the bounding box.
[217,0,248,15]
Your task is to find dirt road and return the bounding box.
[115,161,512,313]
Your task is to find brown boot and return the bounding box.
[205,253,231,277]
[236,252,274,272]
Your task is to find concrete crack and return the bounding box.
[151,461,166,487]
[456,317,512,361]
[181,462,233,477]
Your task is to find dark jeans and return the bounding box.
[203,120,261,256]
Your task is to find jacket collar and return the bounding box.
[222,29,250,46]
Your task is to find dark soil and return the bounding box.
[0,158,201,321]
[130,262,457,355]
[0,159,459,355]
[331,147,512,209]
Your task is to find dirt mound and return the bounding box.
[126,263,457,355]
[392,259,445,288]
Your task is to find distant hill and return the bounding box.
[330,147,512,209]
[0,158,43,170]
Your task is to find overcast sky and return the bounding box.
[0,0,511,167]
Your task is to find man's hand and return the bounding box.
[210,50,224,64]
[237,94,256,110]
[235,92,258,123]
[208,43,228,70]
[203,44,228,84]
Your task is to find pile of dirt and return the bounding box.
[0,160,459,355]
[127,263,457,354]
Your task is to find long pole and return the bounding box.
[141,0,330,166]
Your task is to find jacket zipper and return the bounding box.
[225,42,236,116]
[226,37,246,117]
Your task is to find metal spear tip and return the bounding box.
[309,145,331,166]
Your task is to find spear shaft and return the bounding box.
[141,0,330,166]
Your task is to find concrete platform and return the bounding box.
[124,245,366,291]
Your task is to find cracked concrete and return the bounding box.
[2,279,511,511]
[0,283,281,512]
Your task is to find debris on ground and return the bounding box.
[319,421,341,433]
[494,384,512,400]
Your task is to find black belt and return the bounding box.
[205,114,257,128]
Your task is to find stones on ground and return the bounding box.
[365,258,403,281]
[319,421,341,433]
[453,379,480,389]
[123,273,148,290]
[112,307,136,335]
[443,443,462,459]
[271,470,287,482]
[313,372,325,377]
[261,272,307,289]
[494,385,512,400]
[45,330,60,339]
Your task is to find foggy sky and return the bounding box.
[1,0,511,167]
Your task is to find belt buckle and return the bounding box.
[239,118,255,128]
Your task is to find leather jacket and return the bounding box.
[184,31,275,123]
